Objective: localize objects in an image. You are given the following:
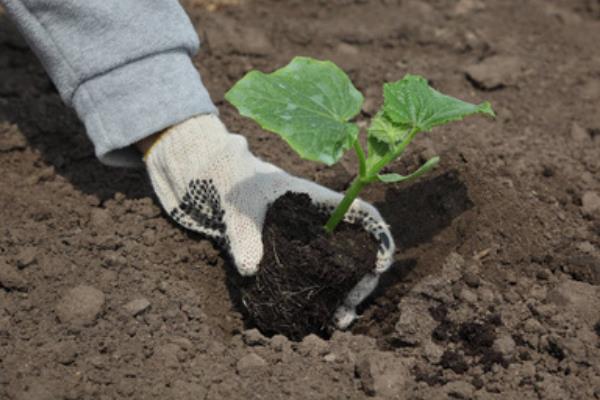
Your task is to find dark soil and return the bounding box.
[429,303,508,373]
[237,192,377,341]
[1,0,600,399]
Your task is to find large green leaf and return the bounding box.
[225,57,364,165]
[383,75,495,133]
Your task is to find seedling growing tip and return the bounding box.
[226,57,494,233]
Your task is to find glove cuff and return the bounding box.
[143,114,228,161]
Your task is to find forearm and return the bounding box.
[1,0,216,167]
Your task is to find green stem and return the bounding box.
[324,175,367,233]
[325,127,421,233]
[353,139,367,178]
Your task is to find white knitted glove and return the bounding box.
[144,114,395,328]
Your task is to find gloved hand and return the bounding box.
[143,114,395,328]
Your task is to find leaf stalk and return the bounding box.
[324,127,421,233]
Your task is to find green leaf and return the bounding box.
[377,156,440,183]
[383,75,495,133]
[366,135,391,171]
[367,111,410,145]
[225,56,364,165]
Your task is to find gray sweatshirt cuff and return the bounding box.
[72,50,217,168]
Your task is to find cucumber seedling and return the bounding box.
[226,57,494,233]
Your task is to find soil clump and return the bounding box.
[238,192,377,340]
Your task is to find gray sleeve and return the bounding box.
[0,0,217,167]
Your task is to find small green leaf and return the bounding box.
[225,57,364,165]
[383,75,495,132]
[367,111,410,145]
[366,135,391,171]
[377,156,440,183]
[376,173,403,183]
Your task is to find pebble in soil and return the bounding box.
[235,192,378,341]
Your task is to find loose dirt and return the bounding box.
[1,0,600,399]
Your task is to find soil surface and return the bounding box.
[238,192,377,341]
[1,0,600,399]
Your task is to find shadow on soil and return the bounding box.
[375,171,474,250]
[353,171,474,345]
